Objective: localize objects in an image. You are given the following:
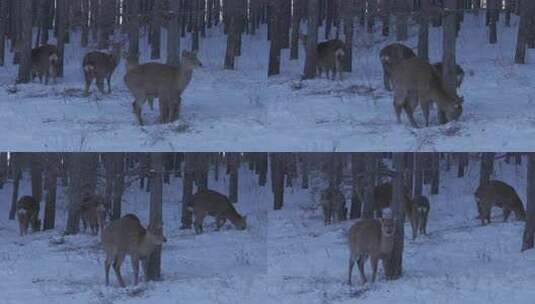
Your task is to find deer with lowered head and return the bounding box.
[82,43,122,96]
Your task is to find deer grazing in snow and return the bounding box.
[188,189,247,234]
[101,214,167,288]
[390,57,464,127]
[124,50,202,125]
[474,180,526,225]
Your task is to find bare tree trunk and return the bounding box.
[417,0,430,61]
[181,153,194,229]
[395,0,409,41]
[362,153,376,219]
[150,0,162,59]
[303,0,319,79]
[431,153,440,195]
[56,0,66,77]
[441,0,458,124]
[8,154,22,220]
[0,0,7,66]
[522,153,535,251]
[290,0,302,60]
[382,0,391,36]
[146,153,164,281]
[127,0,141,65]
[224,0,239,69]
[17,0,33,83]
[0,152,6,188]
[228,153,239,203]
[43,153,59,230]
[342,0,354,72]
[350,153,364,219]
[271,153,285,210]
[487,0,498,44]
[413,153,424,197]
[268,0,282,76]
[515,0,535,64]
[384,152,405,280]
[167,0,181,66]
[480,152,495,186]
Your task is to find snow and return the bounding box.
[2,158,535,303]
[1,15,534,151]
[0,166,267,304]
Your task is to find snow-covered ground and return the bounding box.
[2,158,535,303]
[267,157,535,304]
[0,15,534,151]
[0,166,267,304]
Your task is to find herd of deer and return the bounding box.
[320,179,526,286]
[29,43,202,126]
[15,188,247,288]
[27,37,467,128]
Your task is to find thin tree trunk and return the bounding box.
[17,0,33,83]
[362,153,376,219]
[43,153,58,230]
[181,153,194,229]
[522,153,535,251]
[303,0,319,79]
[146,153,164,281]
[228,153,239,203]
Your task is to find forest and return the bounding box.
[0,1,533,150]
[1,152,535,303]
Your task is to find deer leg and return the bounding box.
[148,97,154,111]
[393,92,406,124]
[96,78,106,95]
[107,76,112,94]
[113,254,126,288]
[159,98,168,124]
[357,256,368,285]
[421,101,431,127]
[84,74,93,96]
[194,213,205,234]
[423,211,429,234]
[105,255,112,286]
[371,256,379,282]
[132,96,145,126]
[131,255,140,285]
[383,68,392,91]
[348,256,355,285]
[503,207,512,222]
[403,102,420,128]
[215,216,227,230]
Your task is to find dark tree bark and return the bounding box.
[395,0,409,41]
[441,0,458,124]
[350,153,364,219]
[417,0,431,61]
[150,0,163,59]
[268,0,282,76]
[480,152,495,186]
[290,0,303,60]
[413,153,424,197]
[127,0,141,65]
[0,152,6,188]
[384,152,405,280]
[167,0,181,66]
[8,154,22,220]
[342,0,354,72]
[224,0,239,69]
[30,154,43,207]
[56,0,66,77]
[303,0,319,79]
[228,153,239,203]
[271,153,285,210]
[515,0,535,64]
[0,0,7,66]
[522,153,535,251]
[487,0,498,44]
[457,152,468,177]
[382,0,391,36]
[362,153,376,219]
[181,153,194,229]
[146,153,164,281]
[17,0,33,83]
[431,153,440,195]
[43,153,59,230]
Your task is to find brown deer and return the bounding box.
[31,44,59,85]
[474,180,526,225]
[80,194,105,235]
[188,189,247,234]
[82,43,122,96]
[101,214,167,288]
[412,195,430,236]
[320,186,346,224]
[390,57,464,128]
[374,182,420,239]
[16,196,40,236]
[379,43,416,91]
[348,217,395,285]
[317,39,346,80]
[432,62,465,88]
[124,50,202,125]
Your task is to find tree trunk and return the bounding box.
[56,0,66,77]
[413,153,424,197]
[271,153,285,210]
[384,152,405,280]
[441,0,458,124]
[522,153,535,251]
[17,0,33,83]
[150,0,162,59]
[487,0,498,44]
[303,0,319,79]
[228,153,239,203]
[342,0,354,72]
[181,153,194,229]
[167,0,181,66]
[127,0,141,65]
[514,0,535,64]
[480,152,495,186]
[431,153,440,195]
[290,0,302,60]
[268,0,282,76]
[362,153,376,219]
[417,0,430,61]
[224,0,239,69]
[8,155,22,220]
[350,153,364,219]
[43,153,58,230]
[146,153,164,281]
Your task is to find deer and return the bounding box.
[474,180,526,225]
[80,194,105,235]
[347,217,395,285]
[124,50,202,125]
[374,182,421,239]
[412,195,430,236]
[390,57,464,128]
[379,43,416,91]
[320,185,346,225]
[82,43,122,96]
[16,196,40,236]
[432,62,466,88]
[101,214,167,288]
[317,39,346,80]
[188,189,247,234]
[30,44,59,85]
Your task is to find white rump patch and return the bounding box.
[382,208,393,218]
[17,209,27,216]
[335,49,345,57]
[49,54,59,62]
[83,65,95,72]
